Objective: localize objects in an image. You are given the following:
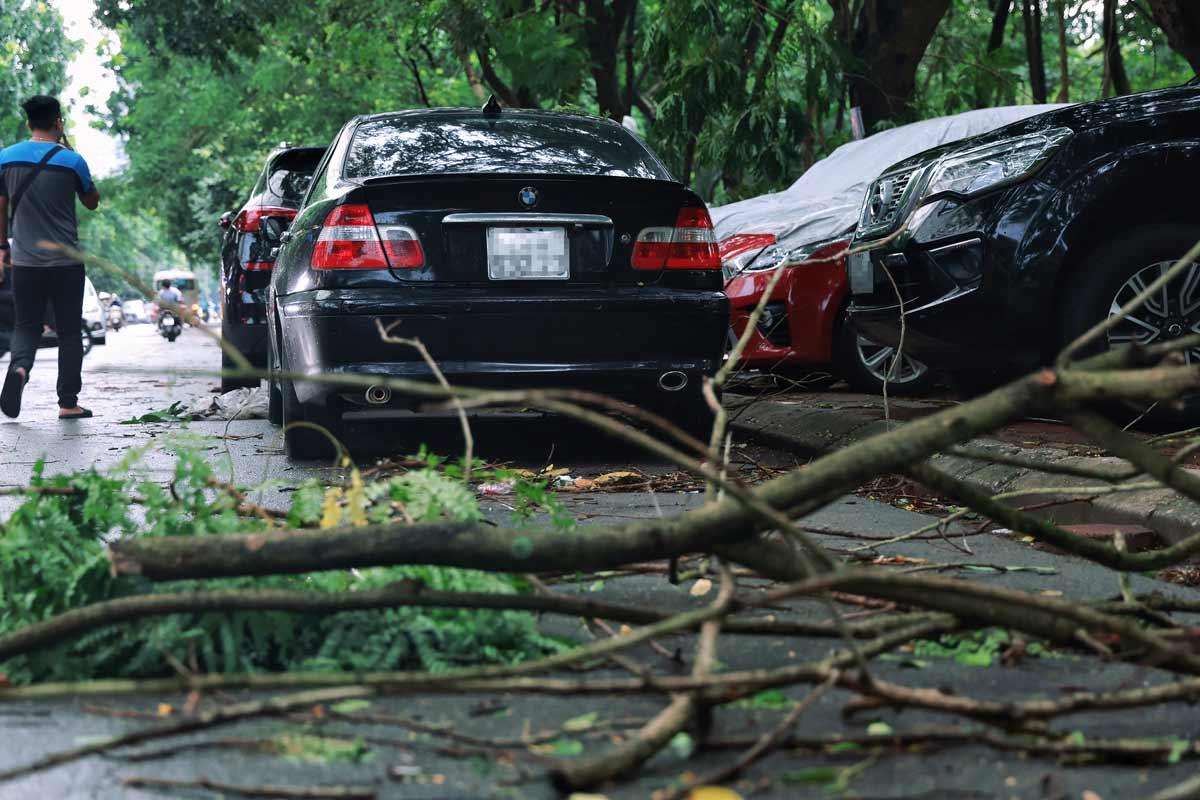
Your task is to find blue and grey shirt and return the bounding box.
[0,140,95,267]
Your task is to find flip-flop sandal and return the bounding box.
[58,408,94,420]
[1,369,26,418]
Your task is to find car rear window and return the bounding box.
[344,114,673,181]
[262,168,314,208]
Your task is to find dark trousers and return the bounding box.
[10,265,85,409]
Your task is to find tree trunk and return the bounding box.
[988,0,1014,53]
[1054,0,1070,102]
[848,0,953,130]
[1102,0,1132,98]
[751,0,796,103]
[1022,0,1047,104]
[456,43,486,102]
[583,0,635,119]
[1146,0,1200,73]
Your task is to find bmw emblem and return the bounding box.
[518,186,539,209]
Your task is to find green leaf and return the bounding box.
[563,711,599,732]
[669,731,695,759]
[828,741,861,754]
[330,699,372,714]
[550,738,584,756]
[866,721,893,736]
[780,766,840,785]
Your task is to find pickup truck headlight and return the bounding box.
[923,127,1073,201]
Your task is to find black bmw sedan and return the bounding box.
[264,104,729,459]
[845,79,1200,396]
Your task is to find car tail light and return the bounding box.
[377,225,424,268]
[312,205,424,270]
[632,206,721,270]
[234,206,295,233]
[243,261,274,272]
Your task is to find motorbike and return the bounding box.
[158,310,182,343]
[107,304,124,331]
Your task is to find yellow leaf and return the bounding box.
[573,478,596,490]
[594,471,639,485]
[618,624,633,636]
[347,468,368,527]
[544,466,570,477]
[1041,590,1064,597]
[687,787,743,800]
[1082,792,1103,800]
[320,487,343,529]
[689,578,713,597]
[156,703,173,717]
[567,794,611,800]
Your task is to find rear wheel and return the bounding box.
[220,321,259,393]
[281,372,342,461]
[80,322,93,357]
[832,309,936,396]
[1058,224,1200,425]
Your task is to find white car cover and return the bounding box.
[710,105,1069,256]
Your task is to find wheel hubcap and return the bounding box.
[1107,259,1200,360]
[856,336,929,384]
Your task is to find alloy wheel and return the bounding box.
[855,336,929,384]
[1107,259,1200,360]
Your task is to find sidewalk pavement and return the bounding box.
[730,389,1200,548]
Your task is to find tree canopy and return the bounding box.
[1,1,1197,280]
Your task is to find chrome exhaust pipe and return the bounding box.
[365,385,392,405]
[657,371,688,392]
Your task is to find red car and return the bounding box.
[714,105,1065,394]
[722,234,926,391]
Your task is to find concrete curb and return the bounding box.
[730,397,1200,547]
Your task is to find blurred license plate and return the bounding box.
[486,227,569,280]
[848,250,875,295]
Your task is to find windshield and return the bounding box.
[344,114,673,181]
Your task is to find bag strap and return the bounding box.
[8,144,64,226]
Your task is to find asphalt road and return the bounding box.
[2,324,1200,799]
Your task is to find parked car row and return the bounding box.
[219,77,1198,459]
[712,104,1064,395]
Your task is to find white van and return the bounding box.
[82,277,106,345]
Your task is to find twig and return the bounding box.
[375,320,474,483]
[121,776,376,798]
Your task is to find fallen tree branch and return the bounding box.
[0,583,892,664]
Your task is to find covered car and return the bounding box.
[266,104,728,459]
[712,104,1066,393]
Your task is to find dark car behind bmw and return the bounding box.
[846,79,1200,399]
[218,145,325,391]
[266,105,729,459]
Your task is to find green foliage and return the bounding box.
[0,441,574,684]
[911,627,1056,668]
[0,0,81,144]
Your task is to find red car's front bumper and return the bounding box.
[724,239,849,368]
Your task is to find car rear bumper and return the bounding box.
[278,286,729,407]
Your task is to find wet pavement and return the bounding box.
[2,326,1200,798]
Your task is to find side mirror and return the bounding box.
[218,211,233,229]
[259,216,284,244]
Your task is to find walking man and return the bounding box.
[0,95,101,419]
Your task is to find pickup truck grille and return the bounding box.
[860,167,920,236]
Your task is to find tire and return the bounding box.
[1058,224,1200,425]
[268,372,283,426]
[281,373,341,461]
[220,322,259,393]
[832,308,937,396]
[167,332,178,343]
[80,323,93,357]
